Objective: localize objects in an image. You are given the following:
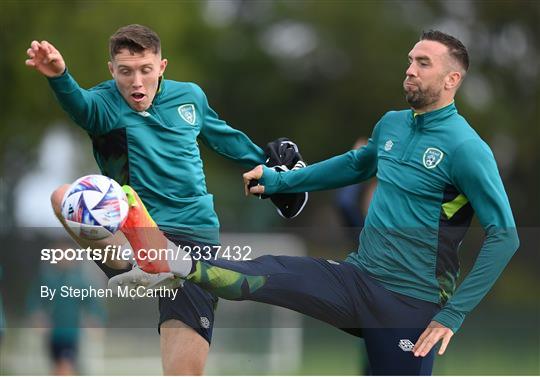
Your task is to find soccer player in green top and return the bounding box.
[26,24,268,374]
[113,30,519,375]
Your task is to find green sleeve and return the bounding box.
[260,125,380,195]
[196,84,265,167]
[432,139,519,332]
[47,69,116,134]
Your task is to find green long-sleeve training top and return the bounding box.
[48,71,265,244]
[260,103,519,332]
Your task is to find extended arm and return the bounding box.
[26,40,112,133]
[245,125,380,195]
[196,85,265,167]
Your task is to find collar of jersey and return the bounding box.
[153,76,166,104]
[411,101,457,128]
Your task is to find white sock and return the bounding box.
[165,240,192,278]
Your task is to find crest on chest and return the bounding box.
[423,147,444,169]
[178,104,197,125]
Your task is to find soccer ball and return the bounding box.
[61,175,129,240]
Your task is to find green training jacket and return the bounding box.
[48,70,265,244]
[260,102,519,332]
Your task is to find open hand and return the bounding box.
[25,40,66,77]
[413,320,454,357]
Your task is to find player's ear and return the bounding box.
[160,58,168,76]
[108,61,115,78]
[445,71,461,90]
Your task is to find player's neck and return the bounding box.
[412,98,454,115]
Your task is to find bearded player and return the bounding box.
[111,30,519,375]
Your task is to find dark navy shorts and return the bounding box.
[158,233,219,344]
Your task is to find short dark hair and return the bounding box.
[109,24,161,59]
[420,30,469,72]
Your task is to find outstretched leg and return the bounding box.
[121,185,361,331]
[192,255,361,331]
[120,185,440,375]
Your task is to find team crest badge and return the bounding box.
[423,147,444,169]
[178,104,196,125]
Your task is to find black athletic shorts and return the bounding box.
[157,233,219,344]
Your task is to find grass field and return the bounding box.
[1,319,538,375]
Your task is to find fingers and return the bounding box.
[249,184,265,195]
[242,165,263,185]
[413,328,431,357]
[40,41,53,64]
[27,40,60,64]
[413,328,430,355]
[26,43,40,66]
[27,41,47,65]
[25,46,39,67]
[243,180,265,196]
[41,41,62,64]
[438,332,452,355]
[242,165,264,196]
[31,40,40,52]
[413,326,453,357]
[42,40,54,54]
[30,40,48,58]
[414,329,437,357]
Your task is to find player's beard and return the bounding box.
[404,83,441,111]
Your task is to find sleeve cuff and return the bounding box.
[47,68,77,93]
[259,166,280,195]
[432,308,465,333]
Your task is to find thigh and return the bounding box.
[160,319,209,375]
[350,270,440,375]
[363,328,435,375]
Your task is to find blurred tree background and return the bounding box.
[1,0,538,226]
[0,0,538,375]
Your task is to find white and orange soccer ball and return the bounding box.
[61,174,129,240]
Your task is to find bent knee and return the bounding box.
[50,184,71,216]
